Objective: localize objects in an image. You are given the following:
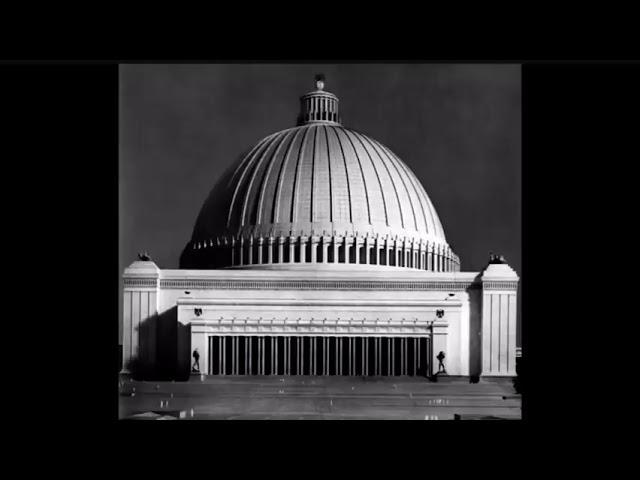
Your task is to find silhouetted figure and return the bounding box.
[192,348,200,373]
[436,351,447,374]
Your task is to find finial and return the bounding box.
[315,73,325,91]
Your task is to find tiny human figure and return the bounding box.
[436,351,446,374]
[192,348,200,372]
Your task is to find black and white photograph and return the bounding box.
[118,63,521,420]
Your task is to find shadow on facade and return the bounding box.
[468,275,483,378]
[124,306,191,381]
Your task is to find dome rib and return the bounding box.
[273,127,306,224]
[381,142,441,239]
[227,133,279,229]
[337,127,371,225]
[328,126,353,223]
[359,133,405,230]
[240,130,287,227]
[291,125,313,224]
[309,124,317,223]
[347,129,389,227]
[321,125,333,223]
[378,142,430,235]
[371,136,418,232]
[256,129,295,224]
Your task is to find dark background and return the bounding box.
[7,58,637,440]
[119,63,521,343]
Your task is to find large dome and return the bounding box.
[180,77,459,272]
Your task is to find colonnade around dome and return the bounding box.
[184,234,460,272]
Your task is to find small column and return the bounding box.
[288,236,296,263]
[222,336,227,376]
[355,237,361,265]
[248,236,254,265]
[403,239,408,268]
[275,336,279,375]
[443,248,448,272]
[282,336,286,375]
[322,236,330,263]
[339,337,343,375]
[365,236,370,264]
[236,336,240,375]
[364,338,368,375]
[345,236,352,264]
[310,236,319,263]
[384,237,390,266]
[232,337,236,375]
[404,338,408,375]
[239,238,245,265]
[256,337,262,375]
[301,337,305,375]
[278,236,285,264]
[374,337,378,375]
[433,244,438,271]
[427,242,433,272]
[270,336,274,375]
[391,338,395,376]
[314,336,318,375]
[245,337,249,375]
[267,237,274,264]
[248,337,252,375]
[333,236,339,263]
[325,337,329,375]
[257,237,264,264]
[231,238,236,266]
[334,337,338,376]
[414,241,419,269]
[300,236,308,263]
[231,337,235,375]
[372,236,377,264]
[387,338,391,376]
[322,337,329,375]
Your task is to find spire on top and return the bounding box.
[315,73,325,91]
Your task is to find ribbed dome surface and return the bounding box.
[180,78,459,272]
[192,124,446,242]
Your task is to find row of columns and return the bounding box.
[195,235,460,272]
[301,94,338,123]
[208,336,431,376]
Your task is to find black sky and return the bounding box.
[119,64,521,341]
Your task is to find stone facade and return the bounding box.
[122,261,518,379]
